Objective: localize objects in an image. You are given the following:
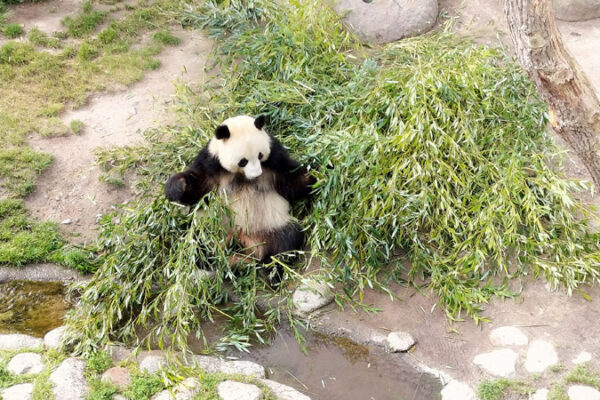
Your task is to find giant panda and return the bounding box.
[165,115,315,277]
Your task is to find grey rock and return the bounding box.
[260,379,311,400]
[0,334,43,351]
[292,280,334,316]
[440,380,476,400]
[152,378,201,400]
[0,264,85,283]
[386,331,416,352]
[62,219,72,224]
[106,345,133,362]
[533,388,549,400]
[525,340,559,373]
[139,354,166,374]
[553,0,600,21]
[192,355,223,373]
[102,367,131,391]
[489,326,528,347]
[113,395,127,400]
[330,0,438,44]
[568,385,600,400]
[473,349,518,377]
[221,360,265,378]
[7,352,45,375]
[44,326,67,350]
[217,381,263,400]
[1,383,34,400]
[572,351,592,364]
[49,358,88,400]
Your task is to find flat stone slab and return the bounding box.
[221,360,265,378]
[260,379,311,400]
[1,383,34,400]
[218,381,263,400]
[49,358,88,400]
[330,0,438,44]
[533,388,549,400]
[572,351,592,364]
[7,352,45,375]
[106,345,133,362]
[386,331,416,352]
[489,326,529,347]
[525,340,559,373]
[568,385,600,400]
[473,348,518,377]
[292,280,334,316]
[440,380,476,400]
[0,334,43,351]
[152,378,201,400]
[44,326,67,350]
[102,367,131,391]
[139,354,166,374]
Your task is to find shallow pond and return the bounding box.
[228,329,442,400]
[1,280,442,399]
[0,280,71,337]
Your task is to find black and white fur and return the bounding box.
[165,115,314,266]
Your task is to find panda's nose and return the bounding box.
[244,160,262,180]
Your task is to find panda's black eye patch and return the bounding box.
[258,152,263,160]
[238,158,248,167]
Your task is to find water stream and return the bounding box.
[1,280,443,399]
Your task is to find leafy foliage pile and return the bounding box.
[67,0,600,353]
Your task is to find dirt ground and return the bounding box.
[10,0,600,394]
[18,1,213,242]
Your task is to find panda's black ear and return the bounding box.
[215,124,230,140]
[254,115,267,130]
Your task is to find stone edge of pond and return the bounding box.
[0,263,90,283]
[0,328,312,400]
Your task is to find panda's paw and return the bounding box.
[164,173,187,202]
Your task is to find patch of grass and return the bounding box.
[70,119,84,134]
[32,370,54,400]
[78,41,99,60]
[0,147,52,197]
[28,28,62,48]
[86,378,118,400]
[4,23,23,38]
[478,378,534,400]
[153,30,180,46]
[122,373,165,400]
[61,1,107,38]
[0,199,62,266]
[86,351,112,374]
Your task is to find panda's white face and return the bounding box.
[208,115,271,180]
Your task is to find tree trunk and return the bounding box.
[504,0,600,184]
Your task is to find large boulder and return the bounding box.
[7,352,45,375]
[0,334,43,351]
[553,0,600,21]
[49,358,88,400]
[330,0,438,44]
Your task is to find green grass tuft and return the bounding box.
[122,373,164,400]
[4,23,23,38]
[61,1,106,38]
[70,119,85,134]
[86,351,112,374]
[478,378,534,400]
[152,30,180,46]
[28,28,62,48]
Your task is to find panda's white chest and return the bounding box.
[219,173,290,233]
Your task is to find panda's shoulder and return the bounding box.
[192,144,224,174]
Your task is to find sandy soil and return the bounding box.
[19,4,213,242]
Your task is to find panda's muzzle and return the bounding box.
[244,160,262,180]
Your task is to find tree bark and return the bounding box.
[504,0,600,184]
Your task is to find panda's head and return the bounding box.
[208,115,271,180]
